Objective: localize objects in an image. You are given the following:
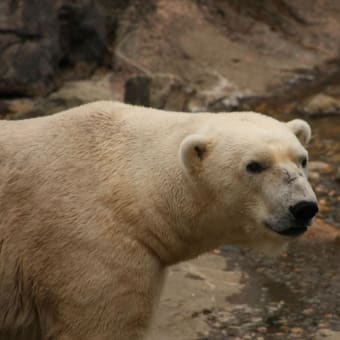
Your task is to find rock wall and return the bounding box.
[0,0,59,96]
[0,0,106,96]
[2,0,340,116]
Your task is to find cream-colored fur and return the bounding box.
[0,101,316,339]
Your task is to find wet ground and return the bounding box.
[203,240,340,339]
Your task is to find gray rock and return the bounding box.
[0,0,106,97]
[124,76,151,107]
[48,74,115,105]
[57,0,107,67]
[9,74,116,119]
[0,0,59,96]
[0,101,10,117]
[150,74,195,111]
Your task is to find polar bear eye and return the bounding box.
[301,157,307,168]
[246,161,265,174]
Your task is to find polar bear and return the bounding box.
[0,101,317,340]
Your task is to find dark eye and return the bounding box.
[301,157,307,168]
[246,161,265,174]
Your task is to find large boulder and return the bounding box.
[0,0,107,97]
[124,74,195,111]
[299,93,340,116]
[57,0,107,68]
[0,0,59,96]
[6,73,117,120]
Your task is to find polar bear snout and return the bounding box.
[266,200,318,237]
[289,201,318,223]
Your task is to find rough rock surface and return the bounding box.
[115,0,340,113]
[3,0,340,112]
[300,93,340,116]
[124,74,195,111]
[5,73,118,120]
[0,0,106,96]
[0,0,59,96]
[57,0,107,68]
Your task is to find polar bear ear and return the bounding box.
[179,134,210,177]
[286,119,311,145]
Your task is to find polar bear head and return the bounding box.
[179,113,318,254]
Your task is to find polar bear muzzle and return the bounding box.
[265,199,318,238]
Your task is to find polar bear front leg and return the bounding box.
[57,332,146,340]
[53,313,148,340]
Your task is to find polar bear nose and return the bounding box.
[289,201,319,222]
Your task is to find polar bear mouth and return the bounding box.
[276,226,307,237]
[264,222,308,238]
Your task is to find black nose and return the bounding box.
[289,201,318,222]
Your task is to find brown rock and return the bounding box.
[303,218,340,241]
[301,94,340,116]
[0,101,10,118]
[335,167,340,183]
[308,171,320,182]
[291,327,303,334]
[124,74,195,111]
[308,161,333,174]
[314,329,340,340]
[150,74,195,111]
